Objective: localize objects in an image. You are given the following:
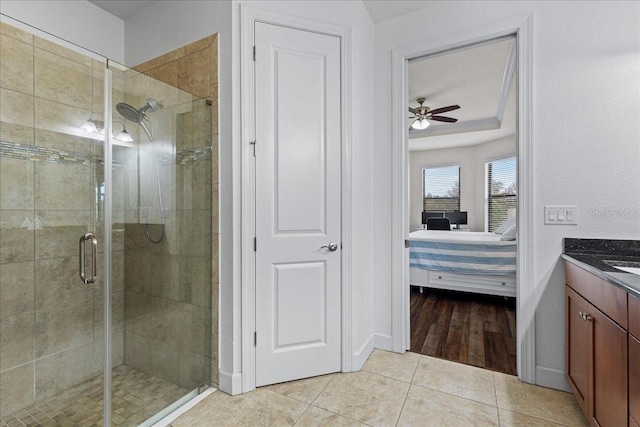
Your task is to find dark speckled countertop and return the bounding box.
[562,238,640,298]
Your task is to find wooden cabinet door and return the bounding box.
[565,286,590,417]
[630,334,640,425]
[589,304,627,427]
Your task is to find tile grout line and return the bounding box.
[392,356,421,426]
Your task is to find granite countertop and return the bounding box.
[562,238,640,299]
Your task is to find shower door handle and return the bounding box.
[79,233,98,285]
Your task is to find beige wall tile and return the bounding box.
[210,44,218,85]
[34,47,92,110]
[179,256,211,307]
[147,61,178,88]
[35,162,91,210]
[133,57,157,74]
[125,251,150,294]
[0,362,34,418]
[149,254,180,300]
[154,47,185,68]
[178,210,211,258]
[189,304,211,357]
[149,297,189,348]
[0,312,35,371]
[33,36,91,67]
[0,157,34,210]
[34,129,93,154]
[0,34,34,95]
[94,291,124,344]
[35,256,92,309]
[0,22,33,44]
[124,332,151,374]
[150,340,180,385]
[184,35,215,56]
[124,291,151,337]
[0,210,35,264]
[34,342,94,400]
[34,295,93,358]
[0,122,34,145]
[177,49,210,99]
[0,261,34,318]
[0,88,34,127]
[93,249,125,295]
[34,97,91,138]
[35,210,90,259]
[177,348,211,389]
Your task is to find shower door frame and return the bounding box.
[102,65,114,427]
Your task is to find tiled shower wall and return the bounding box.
[0,22,124,416]
[125,35,219,388]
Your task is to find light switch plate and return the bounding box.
[545,206,578,225]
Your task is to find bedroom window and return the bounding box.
[486,156,517,232]
[422,165,460,212]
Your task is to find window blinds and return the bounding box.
[422,165,460,212]
[487,157,517,232]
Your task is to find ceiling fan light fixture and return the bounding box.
[411,118,430,130]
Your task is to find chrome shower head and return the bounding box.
[116,102,143,123]
[115,98,163,141]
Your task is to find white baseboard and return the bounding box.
[352,335,375,371]
[373,333,393,351]
[218,370,243,395]
[535,366,570,392]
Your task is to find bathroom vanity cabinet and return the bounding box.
[565,261,629,427]
[630,294,640,427]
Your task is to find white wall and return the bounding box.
[409,137,515,231]
[0,0,124,62]
[374,0,640,390]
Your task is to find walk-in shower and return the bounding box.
[0,18,215,426]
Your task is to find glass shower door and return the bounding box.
[0,19,109,424]
[106,60,213,425]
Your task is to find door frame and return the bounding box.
[390,14,536,383]
[240,5,353,393]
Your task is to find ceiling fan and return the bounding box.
[409,97,460,130]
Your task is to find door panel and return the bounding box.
[565,286,589,417]
[254,22,341,387]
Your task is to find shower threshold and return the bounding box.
[0,365,188,426]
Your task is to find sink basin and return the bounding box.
[612,266,640,275]
[603,260,640,275]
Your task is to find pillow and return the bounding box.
[494,215,516,234]
[500,221,517,241]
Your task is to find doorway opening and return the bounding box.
[405,36,519,376]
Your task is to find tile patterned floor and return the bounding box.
[0,366,188,427]
[174,349,588,427]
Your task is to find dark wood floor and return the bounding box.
[410,286,517,375]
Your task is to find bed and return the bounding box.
[409,230,516,297]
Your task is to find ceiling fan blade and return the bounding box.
[408,107,418,114]
[428,105,460,115]
[429,116,458,123]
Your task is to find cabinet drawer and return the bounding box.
[631,335,640,424]
[565,261,627,328]
[630,294,640,339]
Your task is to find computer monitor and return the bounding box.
[422,211,445,227]
[444,211,468,229]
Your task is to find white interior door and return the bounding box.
[254,22,342,387]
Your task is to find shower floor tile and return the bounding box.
[0,365,188,427]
